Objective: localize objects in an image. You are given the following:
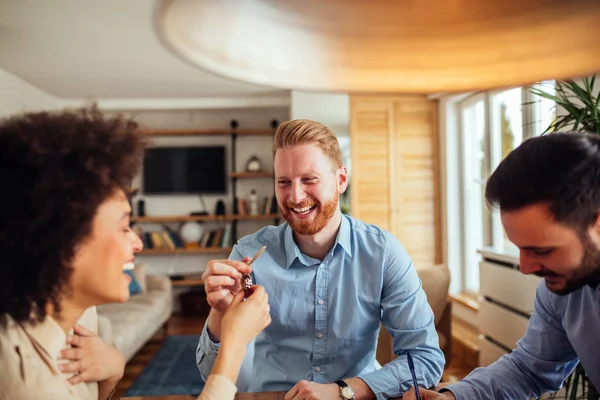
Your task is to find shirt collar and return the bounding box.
[21,315,68,363]
[283,215,352,269]
[336,215,352,257]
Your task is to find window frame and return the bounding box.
[453,84,552,295]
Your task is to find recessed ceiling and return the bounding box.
[156,0,600,93]
[0,0,287,99]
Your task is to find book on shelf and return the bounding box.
[263,195,278,215]
[236,197,248,215]
[197,224,232,248]
[134,228,186,250]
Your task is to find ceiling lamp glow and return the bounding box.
[155,0,600,93]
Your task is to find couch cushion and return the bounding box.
[131,263,148,293]
[416,264,450,326]
[96,287,171,360]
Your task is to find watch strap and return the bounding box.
[335,380,349,388]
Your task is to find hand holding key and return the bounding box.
[202,246,266,314]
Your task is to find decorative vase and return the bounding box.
[245,156,261,172]
[180,222,204,245]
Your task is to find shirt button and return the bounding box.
[318,299,324,305]
[315,367,321,372]
[317,333,324,339]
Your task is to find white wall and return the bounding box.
[290,91,350,137]
[290,90,352,169]
[0,68,69,117]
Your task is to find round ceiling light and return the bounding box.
[156,0,600,93]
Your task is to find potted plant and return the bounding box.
[531,75,599,134]
[531,76,599,400]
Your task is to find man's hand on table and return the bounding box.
[284,381,339,400]
[402,387,456,399]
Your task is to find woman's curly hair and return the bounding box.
[0,106,147,323]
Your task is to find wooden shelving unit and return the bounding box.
[229,171,274,179]
[138,247,232,255]
[132,214,279,223]
[171,276,204,287]
[135,119,280,256]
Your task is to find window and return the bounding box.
[460,95,489,293]
[456,84,555,294]
[531,80,557,136]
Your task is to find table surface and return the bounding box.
[120,391,288,400]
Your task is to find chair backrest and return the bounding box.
[415,264,450,326]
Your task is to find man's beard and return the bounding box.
[536,233,600,295]
[279,191,339,236]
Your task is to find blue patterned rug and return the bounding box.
[124,335,205,396]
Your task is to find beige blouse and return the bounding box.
[0,313,94,400]
[0,308,236,400]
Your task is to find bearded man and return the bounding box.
[404,132,600,400]
[197,119,445,400]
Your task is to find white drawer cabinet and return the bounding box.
[477,248,541,367]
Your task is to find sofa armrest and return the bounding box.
[97,313,113,347]
[146,274,172,293]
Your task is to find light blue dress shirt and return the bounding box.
[197,215,445,399]
[445,280,600,399]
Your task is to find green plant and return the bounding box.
[530,75,600,134]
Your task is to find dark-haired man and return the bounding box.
[404,132,600,400]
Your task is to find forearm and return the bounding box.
[207,309,224,342]
[443,352,560,400]
[98,376,120,400]
[211,340,246,385]
[359,347,444,399]
[446,285,579,400]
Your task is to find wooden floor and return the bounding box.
[114,315,472,398]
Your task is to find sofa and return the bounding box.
[96,264,173,362]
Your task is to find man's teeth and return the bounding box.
[123,262,135,271]
[292,206,314,214]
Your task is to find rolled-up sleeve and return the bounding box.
[443,282,579,399]
[196,320,222,383]
[359,234,445,399]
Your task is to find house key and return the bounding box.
[243,245,266,297]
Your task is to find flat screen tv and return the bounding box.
[143,146,227,195]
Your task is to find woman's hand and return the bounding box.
[58,324,125,385]
[220,284,271,348]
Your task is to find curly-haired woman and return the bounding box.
[0,107,270,400]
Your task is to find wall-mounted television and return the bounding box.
[143,146,227,195]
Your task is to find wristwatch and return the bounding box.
[335,380,355,400]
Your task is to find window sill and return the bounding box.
[450,292,480,312]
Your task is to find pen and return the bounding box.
[407,351,421,400]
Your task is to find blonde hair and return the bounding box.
[272,119,343,168]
